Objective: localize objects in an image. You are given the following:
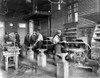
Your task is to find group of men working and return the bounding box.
[24,30,64,58]
[4,32,20,47]
[4,30,100,73]
[24,31,43,50]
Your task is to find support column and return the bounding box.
[48,16,51,37]
[29,20,34,36]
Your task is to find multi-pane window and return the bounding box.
[68,5,72,23]
[67,0,78,23]
[74,2,78,22]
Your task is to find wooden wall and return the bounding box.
[79,0,99,16]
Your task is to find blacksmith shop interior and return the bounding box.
[1,0,100,78]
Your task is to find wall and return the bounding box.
[40,18,48,37]
[0,16,28,45]
[51,5,66,36]
[77,17,97,45]
[78,0,100,44]
[4,17,28,34]
[79,0,99,17]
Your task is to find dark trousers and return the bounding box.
[53,44,62,60]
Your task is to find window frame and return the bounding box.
[67,0,78,23]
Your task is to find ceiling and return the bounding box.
[82,12,100,23]
[0,0,51,17]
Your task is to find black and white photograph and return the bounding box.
[0,0,100,78]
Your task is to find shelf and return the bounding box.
[66,31,77,34]
[64,27,77,40]
[67,27,77,30]
[91,46,100,49]
[93,37,100,40]
[91,25,100,60]
[65,36,76,37]
[95,31,100,34]
[95,30,100,32]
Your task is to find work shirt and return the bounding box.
[37,33,43,41]
[24,34,30,47]
[53,35,61,44]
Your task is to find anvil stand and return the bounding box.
[56,53,69,78]
[37,49,47,67]
[25,46,37,73]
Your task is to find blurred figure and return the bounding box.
[4,32,9,44]
[9,32,16,45]
[15,32,20,47]
[30,31,37,47]
[23,33,30,56]
[24,33,30,48]
[35,30,43,49]
[30,31,43,59]
[52,30,63,60]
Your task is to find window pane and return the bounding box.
[19,23,26,28]
[67,1,78,23]
[68,5,72,10]
[74,3,78,12]
[75,12,78,22]
[74,3,78,7]
[68,14,72,23]
[74,7,78,12]
[68,0,72,3]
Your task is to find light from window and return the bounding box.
[19,23,26,28]
[0,22,4,27]
[67,1,78,23]
[75,12,78,22]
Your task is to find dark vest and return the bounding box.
[24,34,30,46]
[30,34,38,45]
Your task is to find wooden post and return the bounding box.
[5,56,8,71]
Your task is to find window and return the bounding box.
[74,3,78,12]
[74,12,78,22]
[67,0,78,23]
[74,2,78,22]
[19,23,26,28]
[0,22,4,27]
[67,5,73,23]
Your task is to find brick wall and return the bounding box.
[79,0,99,16]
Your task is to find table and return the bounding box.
[3,47,20,71]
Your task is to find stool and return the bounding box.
[27,46,34,61]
